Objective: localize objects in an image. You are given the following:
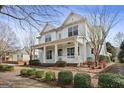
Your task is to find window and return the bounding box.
[21,54,23,58]
[46,50,52,59]
[68,25,78,37]
[58,49,63,56]
[78,47,80,55]
[91,48,94,54]
[45,35,51,42]
[58,33,61,39]
[67,47,75,58]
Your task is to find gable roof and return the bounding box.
[61,12,86,26]
[40,22,55,35]
[39,12,86,35]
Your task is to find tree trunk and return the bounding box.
[94,53,99,67]
[30,54,32,61]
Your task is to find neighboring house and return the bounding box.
[4,50,30,62]
[33,12,107,65]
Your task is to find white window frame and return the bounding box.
[68,25,78,37]
[67,47,75,58]
[45,34,51,42]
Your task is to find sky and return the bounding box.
[0,5,124,47]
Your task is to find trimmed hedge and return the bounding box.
[58,71,73,86]
[87,57,93,62]
[29,59,40,65]
[0,65,14,72]
[27,69,37,76]
[35,71,44,78]
[74,73,91,88]
[20,69,28,76]
[98,73,124,88]
[99,55,110,62]
[118,50,124,63]
[55,61,67,67]
[45,71,56,81]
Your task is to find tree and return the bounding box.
[83,6,120,66]
[22,29,36,61]
[114,32,124,47]
[0,5,65,32]
[118,40,124,63]
[106,42,116,61]
[0,22,18,63]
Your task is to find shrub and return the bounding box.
[0,65,14,72]
[20,69,28,76]
[99,55,109,62]
[5,65,14,71]
[87,57,93,62]
[98,73,124,88]
[118,50,124,63]
[45,71,56,81]
[55,60,67,67]
[58,71,73,86]
[74,73,91,88]
[0,65,5,71]
[35,71,44,78]
[27,69,37,76]
[29,59,40,65]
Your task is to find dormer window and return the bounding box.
[45,34,51,42]
[68,25,78,37]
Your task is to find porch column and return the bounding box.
[55,44,58,62]
[83,40,87,62]
[75,41,79,66]
[43,46,46,63]
[32,49,35,60]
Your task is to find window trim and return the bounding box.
[45,34,51,42]
[58,49,63,56]
[67,47,75,58]
[46,50,52,59]
[68,25,78,37]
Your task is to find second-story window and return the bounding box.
[45,34,51,42]
[68,25,78,37]
[58,33,61,39]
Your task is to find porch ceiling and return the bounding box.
[32,36,77,49]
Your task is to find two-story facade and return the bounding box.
[33,12,107,65]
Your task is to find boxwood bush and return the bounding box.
[5,65,14,71]
[98,73,124,88]
[20,69,28,76]
[45,71,56,81]
[27,69,37,76]
[29,59,40,66]
[99,55,110,62]
[35,71,44,78]
[0,65,14,72]
[87,57,93,62]
[58,71,73,86]
[74,73,91,88]
[55,61,67,67]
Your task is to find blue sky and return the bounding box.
[0,5,124,47]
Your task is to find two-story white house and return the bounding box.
[32,12,107,66]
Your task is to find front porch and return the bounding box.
[32,36,87,65]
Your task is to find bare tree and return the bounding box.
[114,32,124,47]
[83,6,120,66]
[22,29,36,61]
[0,22,18,63]
[0,5,66,32]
